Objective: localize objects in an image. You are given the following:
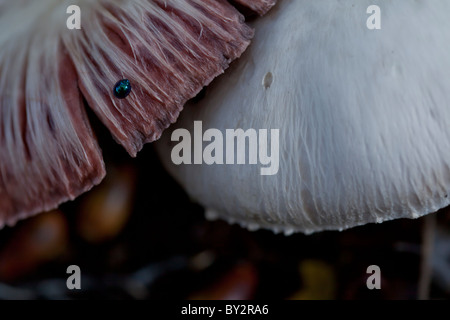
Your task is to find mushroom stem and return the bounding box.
[418,213,436,300]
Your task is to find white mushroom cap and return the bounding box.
[156,0,450,234]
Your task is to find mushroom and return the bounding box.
[0,0,276,228]
[155,0,450,234]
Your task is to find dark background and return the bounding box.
[0,126,449,300]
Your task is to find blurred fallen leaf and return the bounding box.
[0,210,68,282]
[190,262,258,300]
[77,165,136,243]
[290,259,336,300]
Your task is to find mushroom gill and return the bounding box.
[232,0,276,16]
[0,0,276,228]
